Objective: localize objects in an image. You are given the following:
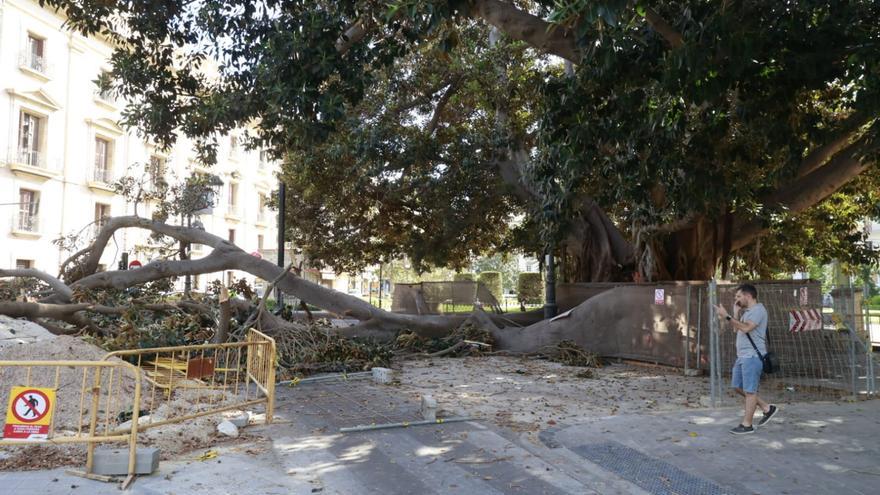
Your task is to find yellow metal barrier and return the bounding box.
[0,360,142,478]
[103,328,276,432]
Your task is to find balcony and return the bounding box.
[255,210,272,227]
[11,213,40,238]
[18,52,51,80]
[6,148,59,181]
[87,167,116,194]
[94,89,119,110]
[225,204,241,222]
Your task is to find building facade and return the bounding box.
[0,0,279,292]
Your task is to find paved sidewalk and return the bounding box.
[2,383,878,494]
[544,400,880,495]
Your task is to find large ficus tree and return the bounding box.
[45,0,880,283]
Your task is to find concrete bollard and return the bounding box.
[372,367,396,384]
[420,395,438,421]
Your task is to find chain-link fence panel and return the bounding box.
[707,280,877,407]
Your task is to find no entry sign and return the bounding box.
[4,386,55,440]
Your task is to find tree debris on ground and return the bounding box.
[544,340,602,368]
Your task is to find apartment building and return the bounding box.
[0,0,279,291]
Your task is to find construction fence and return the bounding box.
[0,328,276,478]
[707,280,877,407]
[552,280,877,407]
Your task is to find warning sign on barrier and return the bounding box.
[789,309,822,332]
[3,386,55,440]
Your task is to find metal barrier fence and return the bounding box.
[0,360,142,478]
[708,280,878,407]
[103,328,276,433]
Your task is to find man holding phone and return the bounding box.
[715,284,779,434]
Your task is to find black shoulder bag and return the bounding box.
[745,331,778,374]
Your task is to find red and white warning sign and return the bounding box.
[789,309,822,333]
[654,289,665,305]
[3,386,55,440]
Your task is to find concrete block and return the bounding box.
[683,369,703,377]
[420,394,438,421]
[217,420,240,437]
[91,447,159,476]
[222,410,250,428]
[372,367,395,384]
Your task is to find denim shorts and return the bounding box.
[731,357,763,394]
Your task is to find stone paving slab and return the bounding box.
[546,400,880,495]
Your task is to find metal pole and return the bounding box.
[184,215,192,297]
[275,181,286,306]
[378,264,383,309]
[544,252,557,319]
[340,416,474,433]
[696,288,703,369]
[708,279,719,407]
[685,285,691,373]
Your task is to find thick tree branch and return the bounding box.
[335,18,369,53]
[643,7,684,49]
[730,137,878,251]
[796,111,875,178]
[426,80,460,134]
[0,268,74,301]
[63,216,462,337]
[467,0,580,62]
[0,302,103,335]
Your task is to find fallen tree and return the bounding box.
[1,216,656,360]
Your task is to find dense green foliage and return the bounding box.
[516,272,544,305]
[46,0,880,280]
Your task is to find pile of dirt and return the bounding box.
[0,336,248,471]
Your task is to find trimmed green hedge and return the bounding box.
[453,273,475,282]
[517,272,544,305]
[477,271,503,302]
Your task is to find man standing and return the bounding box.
[715,284,779,434]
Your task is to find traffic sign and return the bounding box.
[129,260,142,269]
[789,309,822,332]
[4,386,55,440]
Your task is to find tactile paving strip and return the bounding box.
[572,441,738,495]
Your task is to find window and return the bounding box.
[257,234,264,250]
[257,194,268,222]
[228,182,238,206]
[94,137,112,182]
[227,182,239,216]
[97,71,113,101]
[17,111,43,167]
[18,189,39,231]
[94,203,110,228]
[15,259,33,269]
[228,229,236,243]
[149,155,166,189]
[24,35,45,73]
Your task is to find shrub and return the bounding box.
[477,271,503,302]
[453,273,475,282]
[517,272,544,305]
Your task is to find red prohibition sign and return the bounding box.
[11,389,50,423]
